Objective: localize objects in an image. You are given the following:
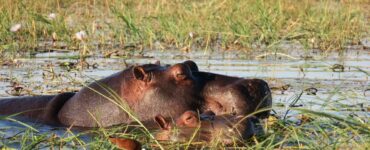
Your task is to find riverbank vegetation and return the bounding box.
[1,106,369,149]
[0,0,369,149]
[0,0,369,59]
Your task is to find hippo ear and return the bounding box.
[155,115,171,130]
[133,66,147,81]
[183,60,199,72]
[109,137,141,150]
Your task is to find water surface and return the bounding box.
[0,46,369,148]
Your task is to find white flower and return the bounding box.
[52,32,57,41]
[10,23,21,32]
[189,32,194,38]
[48,13,56,20]
[75,31,87,40]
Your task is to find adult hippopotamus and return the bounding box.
[184,60,272,119]
[0,62,203,127]
[0,92,75,125]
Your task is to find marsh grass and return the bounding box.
[0,84,369,149]
[1,106,368,149]
[0,68,369,149]
[0,0,368,60]
[1,71,368,149]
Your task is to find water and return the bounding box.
[0,46,369,148]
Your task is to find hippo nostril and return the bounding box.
[231,107,237,115]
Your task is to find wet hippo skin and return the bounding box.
[184,60,272,119]
[0,60,271,129]
[0,62,203,127]
[110,110,255,147]
[109,138,141,150]
[57,62,203,127]
[0,92,75,125]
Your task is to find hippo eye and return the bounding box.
[176,73,187,80]
[231,107,237,116]
[185,116,193,121]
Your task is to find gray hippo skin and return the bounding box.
[1,62,203,128]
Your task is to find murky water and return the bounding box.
[0,46,369,148]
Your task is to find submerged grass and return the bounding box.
[0,0,369,59]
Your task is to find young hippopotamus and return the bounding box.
[154,110,255,145]
[0,62,203,127]
[109,110,256,149]
[184,60,272,119]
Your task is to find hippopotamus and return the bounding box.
[109,110,256,149]
[184,60,272,119]
[154,110,255,145]
[0,62,203,127]
[0,60,271,128]
[0,92,75,125]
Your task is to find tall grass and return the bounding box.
[1,106,368,149]
[0,0,368,59]
[0,78,368,149]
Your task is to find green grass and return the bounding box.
[0,0,369,60]
[0,0,369,149]
[0,82,369,149]
[1,107,369,149]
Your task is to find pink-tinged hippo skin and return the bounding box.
[57,62,203,127]
[155,110,256,145]
[110,110,256,147]
[0,92,75,125]
[0,60,271,129]
[184,60,272,119]
[1,62,204,127]
[109,138,141,150]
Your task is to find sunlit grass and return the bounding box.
[0,0,368,60]
[0,0,369,149]
[0,63,369,149]
[1,106,368,149]
[1,88,369,149]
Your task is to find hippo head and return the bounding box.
[108,111,255,148]
[132,62,195,87]
[124,62,203,121]
[154,110,254,145]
